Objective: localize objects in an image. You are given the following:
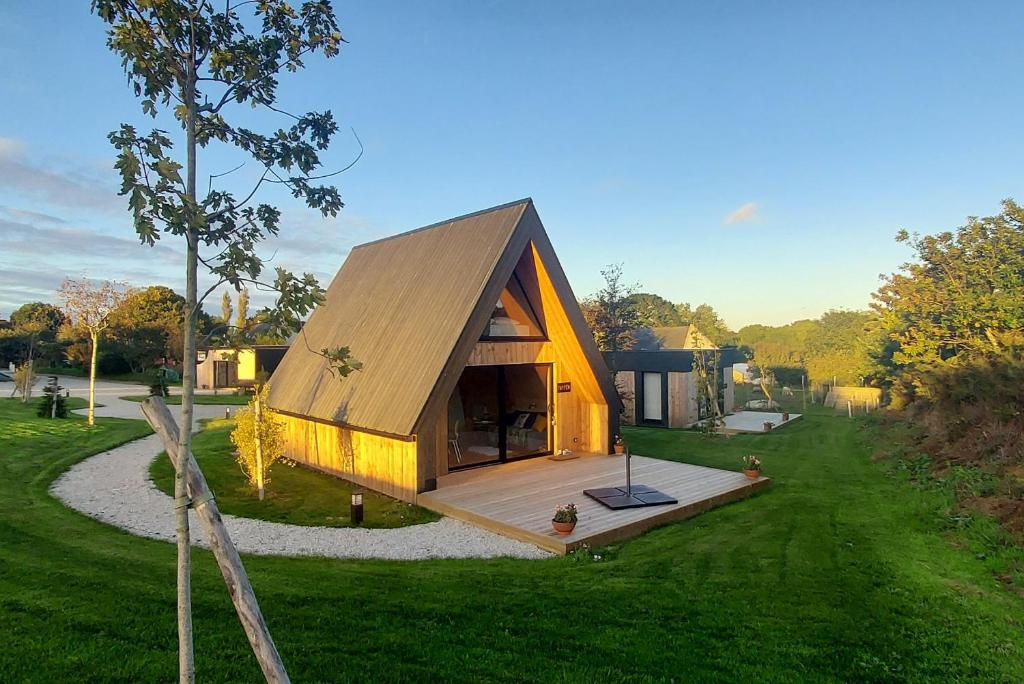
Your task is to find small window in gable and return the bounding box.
[482,273,545,339]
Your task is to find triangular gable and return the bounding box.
[411,202,618,433]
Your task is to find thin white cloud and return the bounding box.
[0,136,122,213]
[0,137,26,157]
[724,201,760,225]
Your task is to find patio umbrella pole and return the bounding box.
[625,449,631,495]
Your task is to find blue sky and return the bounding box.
[1,1,1022,327]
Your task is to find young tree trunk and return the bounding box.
[88,331,98,426]
[172,65,199,684]
[22,334,35,404]
[142,398,290,683]
[254,387,266,501]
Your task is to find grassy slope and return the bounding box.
[149,419,439,528]
[1,398,1022,681]
[119,394,251,405]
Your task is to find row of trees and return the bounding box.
[735,310,876,387]
[581,199,1022,418]
[2,284,282,379]
[579,264,876,388]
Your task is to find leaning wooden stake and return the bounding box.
[142,397,289,684]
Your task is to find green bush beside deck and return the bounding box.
[149,419,439,528]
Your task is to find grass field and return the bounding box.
[2,398,1023,681]
[149,419,439,528]
[119,394,252,405]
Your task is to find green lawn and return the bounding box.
[2,398,1023,681]
[120,394,252,405]
[149,419,439,528]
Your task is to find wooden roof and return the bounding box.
[268,199,616,438]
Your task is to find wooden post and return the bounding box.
[142,398,290,684]
[254,388,266,501]
[847,400,853,418]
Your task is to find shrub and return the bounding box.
[97,351,131,376]
[148,370,170,397]
[37,390,68,418]
[230,383,285,500]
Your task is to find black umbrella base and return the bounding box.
[583,485,678,510]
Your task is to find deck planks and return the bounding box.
[417,453,769,554]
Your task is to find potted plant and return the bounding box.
[782,411,790,421]
[613,435,625,455]
[762,421,773,432]
[742,455,762,479]
[552,503,578,535]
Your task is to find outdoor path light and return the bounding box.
[351,490,364,525]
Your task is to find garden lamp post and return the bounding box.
[351,490,364,525]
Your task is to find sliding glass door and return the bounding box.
[503,364,551,460]
[447,364,552,470]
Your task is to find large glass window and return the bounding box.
[482,274,544,339]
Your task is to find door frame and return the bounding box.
[501,362,554,464]
[636,370,668,427]
[448,362,554,471]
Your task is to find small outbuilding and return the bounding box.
[268,199,619,503]
[196,345,289,390]
[605,346,742,428]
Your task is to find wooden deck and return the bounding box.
[418,453,770,554]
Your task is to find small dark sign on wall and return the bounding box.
[557,381,572,393]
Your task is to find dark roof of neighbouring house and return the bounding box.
[267,199,617,437]
[604,346,744,373]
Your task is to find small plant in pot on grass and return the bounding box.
[613,434,625,455]
[552,503,578,535]
[742,455,762,479]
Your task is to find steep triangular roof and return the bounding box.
[646,324,718,350]
[268,199,616,437]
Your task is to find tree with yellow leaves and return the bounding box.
[230,383,285,501]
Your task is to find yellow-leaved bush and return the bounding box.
[230,383,286,497]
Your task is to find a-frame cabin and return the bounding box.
[268,199,619,503]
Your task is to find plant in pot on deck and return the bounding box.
[742,455,762,479]
[552,503,579,535]
[613,434,625,455]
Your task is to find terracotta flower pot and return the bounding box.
[763,422,773,432]
[614,444,625,455]
[782,412,790,421]
[552,520,577,535]
[743,468,761,479]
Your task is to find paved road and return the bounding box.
[36,374,233,424]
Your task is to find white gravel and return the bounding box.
[50,433,550,560]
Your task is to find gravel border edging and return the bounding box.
[50,433,550,560]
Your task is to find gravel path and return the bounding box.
[50,433,550,560]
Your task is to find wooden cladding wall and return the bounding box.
[278,413,419,502]
[668,372,694,428]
